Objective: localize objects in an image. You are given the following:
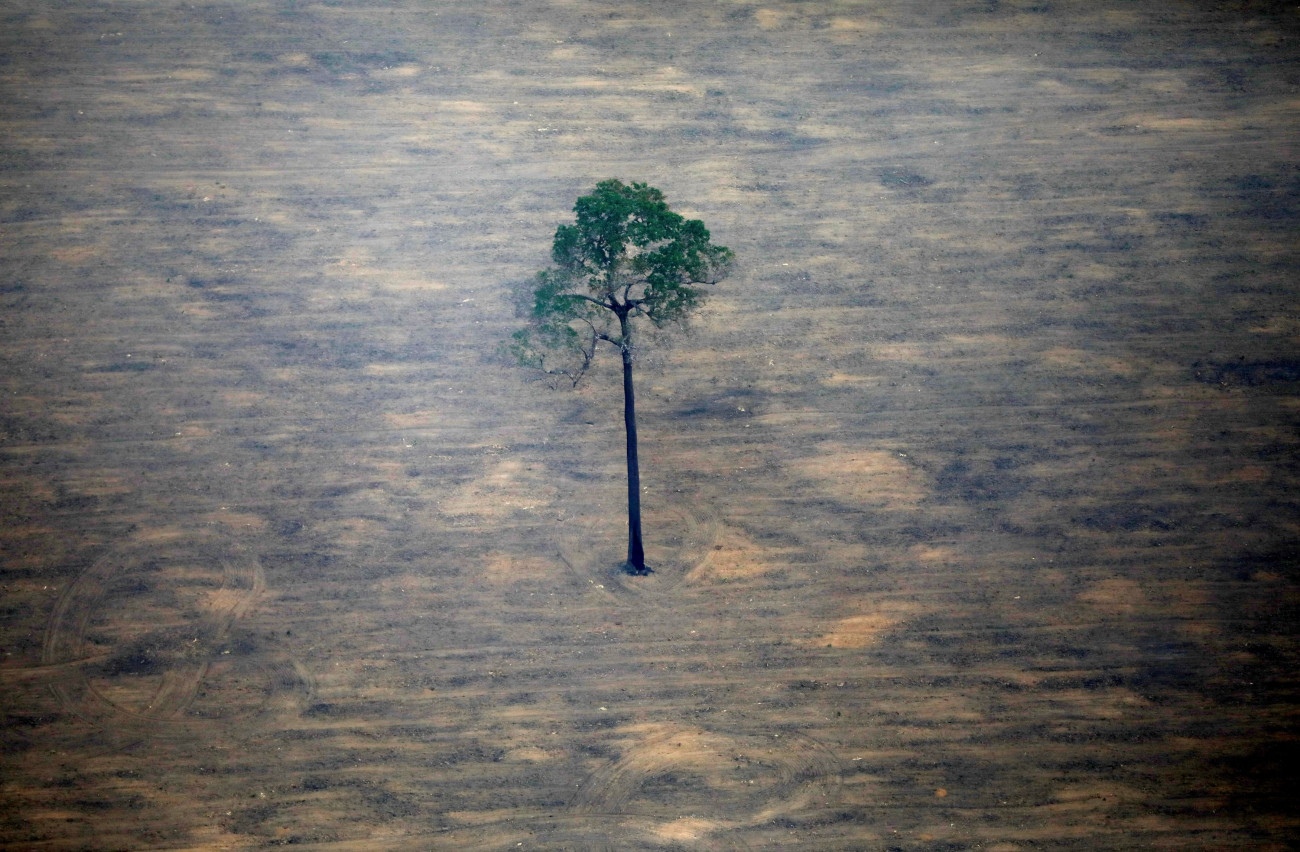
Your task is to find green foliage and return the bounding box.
[509,179,733,385]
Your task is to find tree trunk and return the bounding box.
[621,340,648,574]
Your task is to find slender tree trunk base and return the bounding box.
[621,333,649,576]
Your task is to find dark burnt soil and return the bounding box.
[1,1,1298,849]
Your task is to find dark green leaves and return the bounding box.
[552,179,732,305]
[508,179,733,385]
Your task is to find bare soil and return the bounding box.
[1,1,1298,849]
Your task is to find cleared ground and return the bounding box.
[1,0,1298,849]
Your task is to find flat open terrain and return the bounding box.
[2,1,1298,849]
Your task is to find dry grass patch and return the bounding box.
[652,817,724,843]
[480,551,561,586]
[804,599,919,649]
[1041,346,1139,377]
[686,525,772,583]
[439,458,557,519]
[788,442,928,508]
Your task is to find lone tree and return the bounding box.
[508,180,733,575]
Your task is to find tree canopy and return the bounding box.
[509,179,734,386]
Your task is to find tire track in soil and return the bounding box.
[558,501,721,606]
[39,529,312,742]
[570,725,843,826]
